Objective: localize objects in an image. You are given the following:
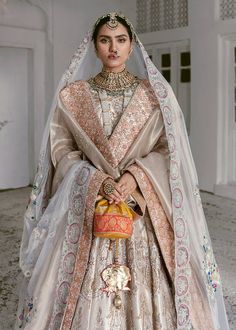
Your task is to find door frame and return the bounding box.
[0,26,46,183]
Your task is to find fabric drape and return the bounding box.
[15,26,229,330]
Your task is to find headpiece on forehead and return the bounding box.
[92,12,136,41]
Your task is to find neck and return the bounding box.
[102,65,125,74]
[91,67,137,92]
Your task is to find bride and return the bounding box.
[15,12,229,329]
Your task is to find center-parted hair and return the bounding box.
[92,15,133,46]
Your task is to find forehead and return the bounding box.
[97,22,128,37]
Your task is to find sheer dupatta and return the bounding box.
[18,23,229,330]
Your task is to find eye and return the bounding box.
[99,38,109,44]
[118,38,127,43]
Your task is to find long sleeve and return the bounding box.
[50,105,82,194]
[126,110,172,221]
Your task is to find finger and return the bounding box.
[113,188,123,199]
[115,185,123,194]
[107,191,123,204]
[117,183,127,193]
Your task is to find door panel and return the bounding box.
[0,47,30,188]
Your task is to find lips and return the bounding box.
[108,55,119,59]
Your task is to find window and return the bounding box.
[137,0,188,33]
[161,53,171,82]
[180,52,191,83]
[220,0,236,20]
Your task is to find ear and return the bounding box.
[94,45,99,58]
[128,47,133,58]
[129,42,134,55]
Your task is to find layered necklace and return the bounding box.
[89,67,138,92]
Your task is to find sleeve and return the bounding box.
[126,111,172,221]
[50,105,82,194]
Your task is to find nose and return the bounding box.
[109,40,117,53]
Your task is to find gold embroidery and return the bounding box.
[60,81,115,166]
[109,80,159,167]
[60,80,159,168]
[127,164,175,280]
[61,170,109,329]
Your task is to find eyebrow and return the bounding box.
[98,34,128,38]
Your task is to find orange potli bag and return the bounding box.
[93,199,135,239]
[93,198,136,308]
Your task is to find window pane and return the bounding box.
[162,54,171,67]
[181,52,191,66]
[181,68,191,83]
[162,70,171,82]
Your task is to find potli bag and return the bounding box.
[94,199,135,238]
[93,198,136,308]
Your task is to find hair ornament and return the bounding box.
[92,12,136,41]
[106,12,119,30]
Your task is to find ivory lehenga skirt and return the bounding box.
[71,211,177,330]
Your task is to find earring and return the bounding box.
[128,49,132,59]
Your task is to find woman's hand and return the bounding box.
[99,178,123,204]
[116,172,137,201]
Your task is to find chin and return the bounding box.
[105,63,125,70]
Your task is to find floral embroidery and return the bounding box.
[109,80,159,167]
[48,164,95,329]
[202,235,221,297]
[60,80,159,168]
[127,164,175,280]
[17,297,36,328]
[139,39,194,328]
[61,170,110,330]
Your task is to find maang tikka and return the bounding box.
[106,12,119,30]
[92,12,136,41]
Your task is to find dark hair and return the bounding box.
[92,15,133,45]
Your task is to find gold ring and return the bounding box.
[103,182,115,195]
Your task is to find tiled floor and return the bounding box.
[0,187,235,329]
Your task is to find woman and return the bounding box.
[15,13,229,329]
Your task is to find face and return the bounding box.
[95,23,132,73]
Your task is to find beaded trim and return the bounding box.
[88,68,138,92]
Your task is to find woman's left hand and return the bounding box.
[115,172,138,202]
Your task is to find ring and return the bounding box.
[103,182,115,195]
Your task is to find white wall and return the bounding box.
[0,0,122,188]
[52,0,122,87]
[121,0,236,199]
[1,0,236,196]
[32,0,122,103]
[0,0,46,188]
[0,47,30,188]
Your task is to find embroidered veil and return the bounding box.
[18,14,229,330]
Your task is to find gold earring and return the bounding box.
[128,49,132,59]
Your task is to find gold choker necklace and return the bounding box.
[90,68,137,92]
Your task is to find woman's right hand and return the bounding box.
[99,178,123,204]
